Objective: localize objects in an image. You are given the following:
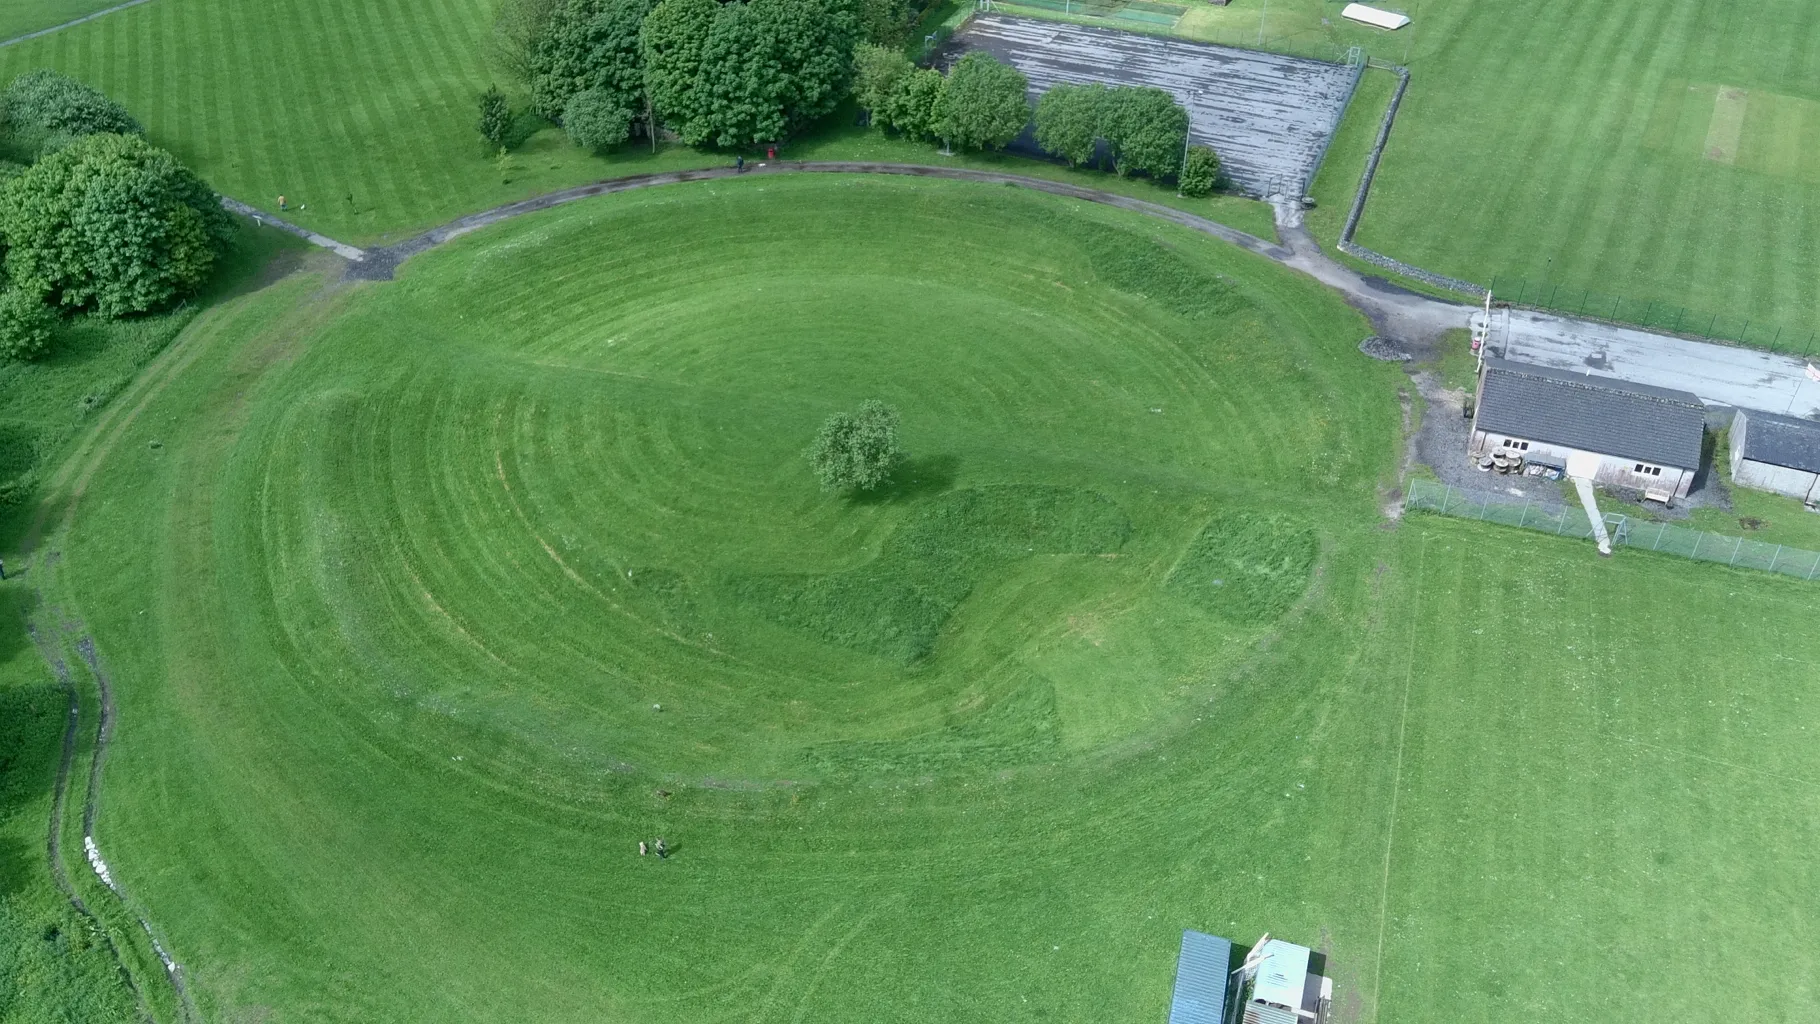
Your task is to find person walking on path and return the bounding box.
[736,155,744,174]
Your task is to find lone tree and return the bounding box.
[806,400,903,492]
[478,85,513,149]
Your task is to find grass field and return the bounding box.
[0,0,1273,247]
[1356,0,1820,338]
[0,0,123,43]
[8,175,1815,1023]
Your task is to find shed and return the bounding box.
[1730,409,1820,503]
[1167,931,1233,1024]
[1469,358,1706,502]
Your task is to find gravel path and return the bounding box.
[259,160,1819,417]
[0,0,155,48]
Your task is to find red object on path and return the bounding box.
[767,146,776,159]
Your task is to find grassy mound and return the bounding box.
[734,486,1132,663]
[1167,511,1318,622]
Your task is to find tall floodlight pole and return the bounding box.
[1258,0,1269,46]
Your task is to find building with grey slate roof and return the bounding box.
[1469,357,1707,502]
[1729,409,1820,504]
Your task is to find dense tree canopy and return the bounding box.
[527,0,654,122]
[639,0,719,139]
[646,0,858,147]
[885,68,945,141]
[852,44,912,120]
[1033,83,1107,167]
[0,133,233,317]
[2,70,142,153]
[1101,85,1187,179]
[806,400,904,492]
[563,88,634,150]
[935,52,1029,151]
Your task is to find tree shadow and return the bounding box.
[847,453,959,506]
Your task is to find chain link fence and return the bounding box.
[1404,478,1820,581]
[1482,278,1819,357]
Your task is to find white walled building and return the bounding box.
[1469,358,1706,503]
[1730,409,1820,504]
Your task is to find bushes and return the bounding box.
[0,133,233,317]
[1029,82,1214,186]
[563,88,633,150]
[852,44,911,121]
[1101,86,1187,179]
[2,70,142,154]
[0,288,56,362]
[1179,144,1221,196]
[935,52,1029,151]
[1033,83,1106,167]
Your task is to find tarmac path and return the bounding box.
[251,161,1815,416]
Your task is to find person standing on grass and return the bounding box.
[639,841,648,856]
[655,838,667,859]
[279,195,287,211]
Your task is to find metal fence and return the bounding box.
[1482,278,1818,357]
[1404,478,1820,581]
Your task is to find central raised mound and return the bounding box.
[200,176,1377,780]
[58,175,1421,1024]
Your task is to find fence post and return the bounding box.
[1479,497,1490,521]
[1556,510,1566,535]
[1730,535,1744,565]
[1809,552,1820,581]
[1806,331,1816,358]
[1517,498,1530,528]
[1691,532,1702,558]
[1652,524,1664,551]
[1579,289,1590,314]
[1707,312,1719,336]
[1769,545,1783,572]
[1739,319,1750,344]
[1771,326,1783,351]
[1546,283,1559,308]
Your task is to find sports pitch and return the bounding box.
[16,176,1819,1023]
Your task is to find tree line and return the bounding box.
[486,0,869,152]
[0,71,232,364]
[484,0,1222,194]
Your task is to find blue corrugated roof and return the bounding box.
[1168,930,1233,1024]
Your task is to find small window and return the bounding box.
[1503,439,1529,451]
[1633,463,1662,477]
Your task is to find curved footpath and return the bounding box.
[247,160,1820,418]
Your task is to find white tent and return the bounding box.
[1341,3,1410,30]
